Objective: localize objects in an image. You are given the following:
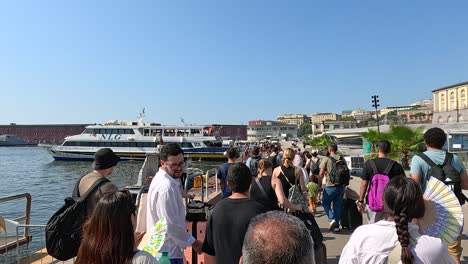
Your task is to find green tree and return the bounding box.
[308,134,334,152]
[383,110,399,125]
[361,129,388,153]
[361,125,424,169]
[341,116,356,121]
[386,125,424,169]
[298,123,312,137]
[414,112,426,121]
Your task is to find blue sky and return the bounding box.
[1,1,468,125]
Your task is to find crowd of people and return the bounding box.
[64,126,467,264]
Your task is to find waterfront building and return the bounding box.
[0,124,90,144]
[351,109,375,121]
[0,123,247,145]
[276,114,310,127]
[311,113,341,124]
[247,120,297,142]
[379,106,412,116]
[318,120,359,132]
[432,81,468,123]
[397,106,433,123]
[208,124,247,141]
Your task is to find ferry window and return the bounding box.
[126,129,135,134]
[137,142,145,147]
[144,129,150,136]
[129,142,137,147]
[181,142,193,148]
[104,129,111,134]
[193,142,201,147]
[111,129,119,134]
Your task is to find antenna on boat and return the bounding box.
[180,117,187,126]
[137,108,145,126]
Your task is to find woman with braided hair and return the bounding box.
[339,177,454,264]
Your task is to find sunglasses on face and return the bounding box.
[164,161,185,169]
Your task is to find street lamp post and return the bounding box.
[372,95,380,133]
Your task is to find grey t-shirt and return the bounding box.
[78,171,119,215]
[132,250,158,264]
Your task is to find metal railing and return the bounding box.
[0,193,31,254]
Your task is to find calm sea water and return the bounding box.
[0,147,221,253]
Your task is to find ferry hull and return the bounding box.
[49,149,227,162]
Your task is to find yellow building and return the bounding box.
[432,81,468,123]
[311,113,341,124]
[277,114,310,127]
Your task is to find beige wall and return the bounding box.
[277,114,309,126]
[434,85,468,113]
[311,114,340,123]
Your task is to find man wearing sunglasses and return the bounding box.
[146,143,203,264]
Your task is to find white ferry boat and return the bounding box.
[0,135,36,146]
[48,114,228,161]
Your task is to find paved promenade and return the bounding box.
[319,176,468,264]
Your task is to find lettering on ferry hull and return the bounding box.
[99,134,122,140]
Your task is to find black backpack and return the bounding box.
[417,152,467,205]
[250,156,262,177]
[310,158,321,175]
[293,211,323,248]
[45,177,109,261]
[269,153,281,168]
[328,156,350,186]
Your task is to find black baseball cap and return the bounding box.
[93,148,120,170]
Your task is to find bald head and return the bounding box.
[241,211,314,264]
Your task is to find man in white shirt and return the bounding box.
[147,143,203,264]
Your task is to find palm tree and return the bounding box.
[385,125,424,169]
[361,129,387,153]
[308,134,333,152]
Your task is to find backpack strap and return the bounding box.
[71,175,84,199]
[442,151,453,166]
[417,153,438,167]
[383,160,396,176]
[79,177,110,202]
[254,177,269,201]
[369,159,379,175]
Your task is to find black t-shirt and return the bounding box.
[250,176,280,211]
[217,162,234,197]
[202,198,266,264]
[361,158,406,181]
[278,165,296,198]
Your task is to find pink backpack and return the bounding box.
[367,160,395,212]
